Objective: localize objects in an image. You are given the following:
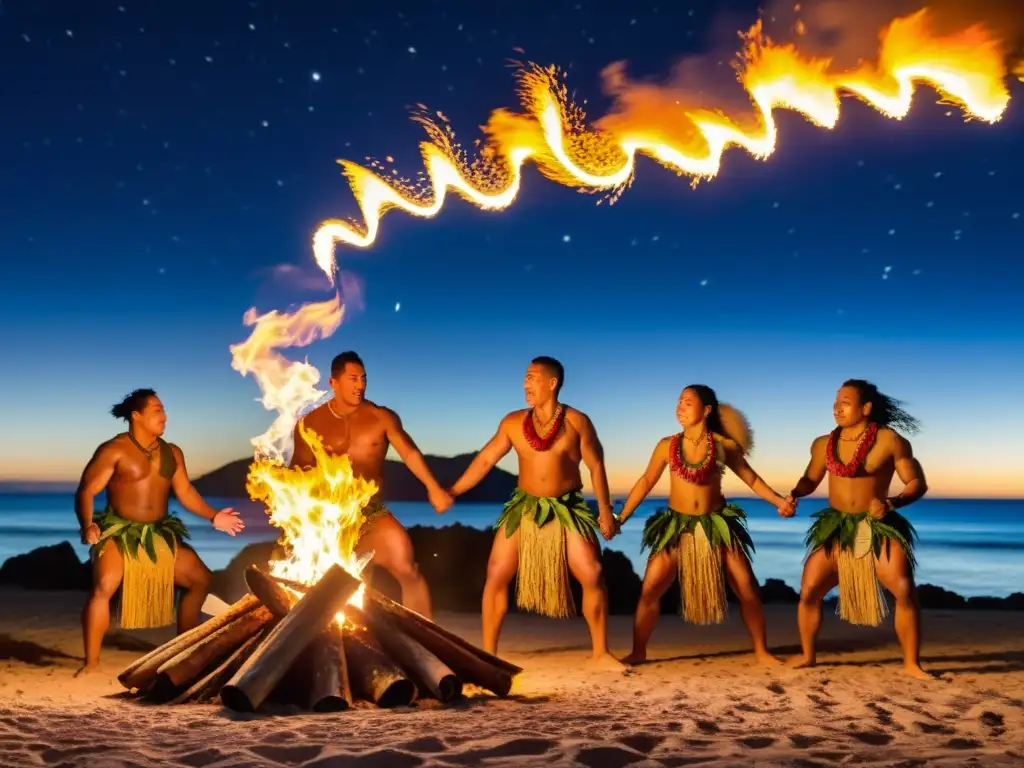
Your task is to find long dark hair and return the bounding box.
[686,384,724,433]
[842,379,921,435]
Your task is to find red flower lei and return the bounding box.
[523,405,565,452]
[669,430,718,484]
[825,422,878,477]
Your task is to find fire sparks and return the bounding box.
[312,8,1012,281]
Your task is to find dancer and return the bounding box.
[787,379,928,677]
[615,385,795,665]
[74,389,244,675]
[449,356,619,664]
[290,351,453,619]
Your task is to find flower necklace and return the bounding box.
[825,422,878,477]
[669,429,718,484]
[523,404,565,452]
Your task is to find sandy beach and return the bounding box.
[1,587,1021,767]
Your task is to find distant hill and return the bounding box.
[192,452,518,503]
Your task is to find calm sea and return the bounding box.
[1,494,1021,598]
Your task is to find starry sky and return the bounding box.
[1,0,1022,497]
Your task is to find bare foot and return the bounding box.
[755,652,784,666]
[586,652,627,672]
[620,651,647,666]
[788,655,817,669]
[73,663,98,678]
[903,664,933,680]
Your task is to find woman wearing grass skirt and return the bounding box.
[615,385,795,666]
[787,379,929,679]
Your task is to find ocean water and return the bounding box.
[0,494,1021,598]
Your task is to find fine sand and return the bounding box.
[1,588,1022,767]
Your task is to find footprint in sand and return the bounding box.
[946,737,985,749]
[788,734,826,749]
[444,737,557,765]
[915,721,956,735]
[250,744,325,764]
[766,681,785,695]
[398,736,447,753]
[980,710,1005,737]
[850,730,893,746]
[739,736,776,749]
[617,733,664,753]
[695,719,720,734]
[576,744,645,768]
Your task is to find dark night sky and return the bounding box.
[1,0,1021,495]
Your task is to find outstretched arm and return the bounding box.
[725,441,791,513]
[617,439,669,526]
[381,409,445,495]
[75,443,119,537]
[575,412,613,517]
[790,435,828,499]
[887,434,928,510]
[171,446,245,534]
[450,419,513,496]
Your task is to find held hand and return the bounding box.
[81,523,101,546]
[776,495,796,518]
[598,510,617,541]
[429,487,454,515]
[867,498,887,520]
[213,508,245,536]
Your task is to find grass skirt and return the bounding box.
[804,507,917,627]
[93,508,189,630]
[640,504,754,625]
[494,488,597,618]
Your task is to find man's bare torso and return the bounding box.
[294,400,390,501]
[820,427,899,513]
[104,434,175,523]
[504,407,584,498]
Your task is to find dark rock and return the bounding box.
[0,541,91,591]
[760,578,800,603]
[192,453,517,503]
[919,583,968,610]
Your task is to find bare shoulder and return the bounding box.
[810,433,831,454]
[654,435,673,456]
[167,442,184,459]
[500,409,526,430]
[366,401,397,422]
[94,435,128,460]
[564,406,593,429]
[301,402,332,425]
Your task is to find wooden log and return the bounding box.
[220,564,360,712]
[342,621,417,708]
[169,626,270,705]
[366,589,522,676]
[245,565,300,617]
[363,592,520,697]
[152,606,274,698]
[309,626,353,712]
[351,605,462,703]
[118,593,260,692]
[273,576,519,674]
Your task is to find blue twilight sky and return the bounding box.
[0,0,1022,496]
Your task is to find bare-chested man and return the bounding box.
[787,379,929,678]
[289,351,453,619]
[74,388,245,675]
[449,356,619,666]
[615,385,795,665]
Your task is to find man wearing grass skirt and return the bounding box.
[614,385,795,666]
[449,357,620,666]
[73,389,245,676]
[787,379,930,678]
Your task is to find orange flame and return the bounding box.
[312,8,1011,281]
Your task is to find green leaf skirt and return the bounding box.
[804,506,918,574]
[640,503,754,561]
[494,487,598,539]
[94,507,191,563]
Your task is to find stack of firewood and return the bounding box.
[116,564,522,712]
